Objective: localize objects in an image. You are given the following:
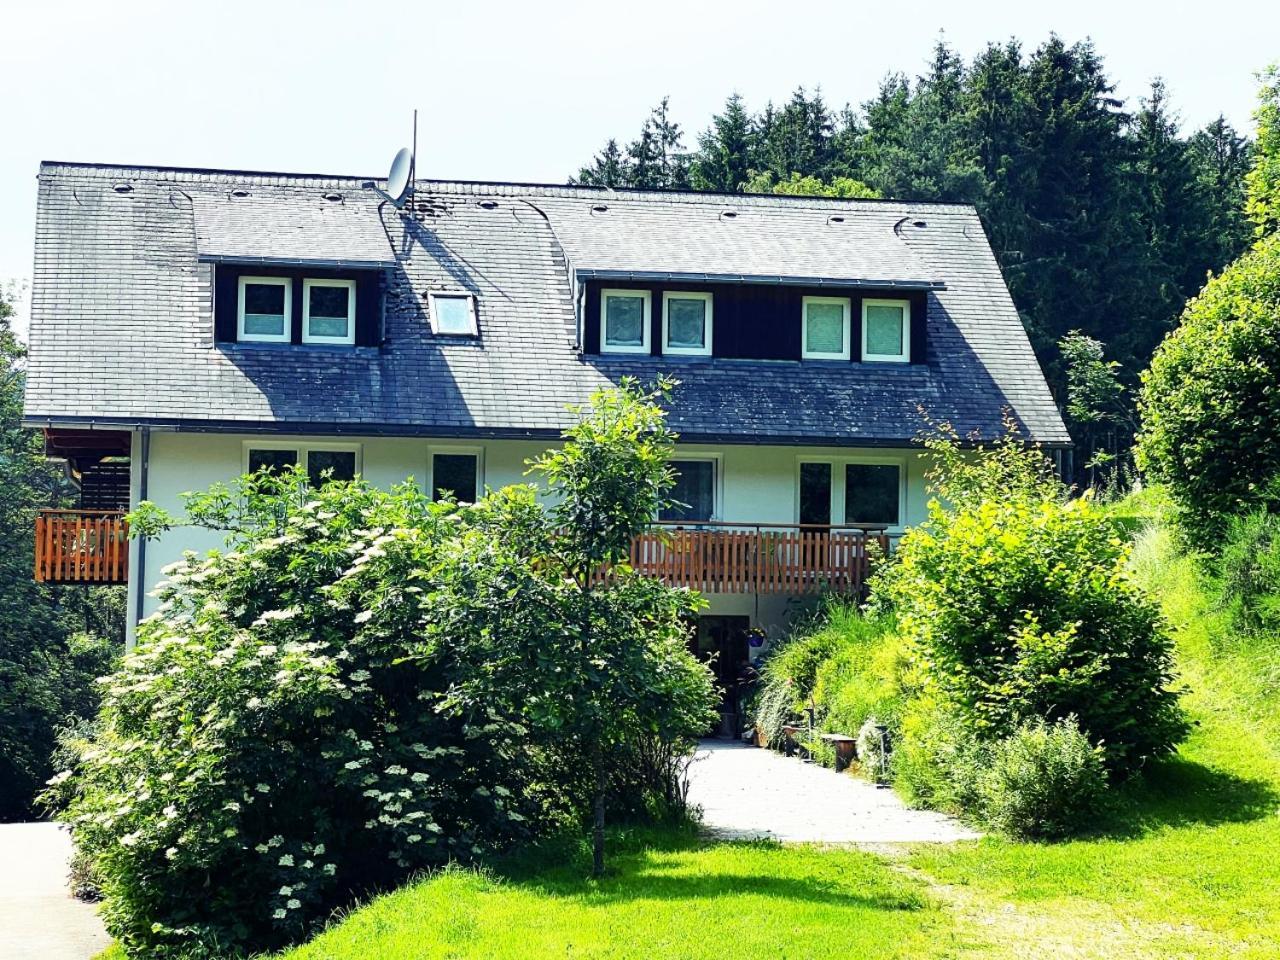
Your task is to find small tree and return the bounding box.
[528,377,715,875]
[1245,64,1280,239]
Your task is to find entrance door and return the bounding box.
[693,615,752,738]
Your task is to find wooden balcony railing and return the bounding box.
[615,521,891,595]
[34,510,129,584]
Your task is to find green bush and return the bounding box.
[811,611,909,741]
[1136,234,1280,540]
[977,717,1107,840]
[892,699,986,814]
[1215,504,1280,634]
[874,435,1187,775]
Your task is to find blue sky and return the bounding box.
[2,0,1276,336]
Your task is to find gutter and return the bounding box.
[133,427,150,632]
[574,269,945,291]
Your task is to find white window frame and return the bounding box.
[661,452,723,523]
[302,278,357,345]
[237,276,292,344]
[600,288,652,354]
[427,445,485,502]
[427,291,479,337]
[795,453,908,531]
[801,295,852,361]
[661,291,713,357]
[861,298,911,363]
[242,441,362,482]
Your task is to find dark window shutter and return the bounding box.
[214,267,237,342]
[355,275,381,346]
[850,295,864,363]
[910,291,928,364]
[584,282,601,353]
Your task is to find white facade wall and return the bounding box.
[126,431,929,646]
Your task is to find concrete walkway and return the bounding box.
[0,822,110,960]
[687,740,979,844]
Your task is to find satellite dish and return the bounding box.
[387,147,413,205]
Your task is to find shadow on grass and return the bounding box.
[1094,755,1280,838]
[494,825,924,913]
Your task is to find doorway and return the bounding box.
[692,615,752,738]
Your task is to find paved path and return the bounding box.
[0,822,110,960]
[687,740,979,844]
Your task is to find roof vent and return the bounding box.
[323,191,344,203]
[112,182,133,194]
[912,219,928,228]
[720,209,739,220]
[477,199,499,210]
[230,188,251,199]
[590,203,609,213]
[828,215,846,224]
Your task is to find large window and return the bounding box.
[861,298,910,363]
[799,462,833,525]
[802,296,851,360]
[844,463,901,526]
[237,276,292,343]
[660,458,718,522]
[662,291,713,356]
[245,443,360,486]
[430,450,481,502]
[600,289,651,354]
[302,279,356,345]
[428,292,479,336]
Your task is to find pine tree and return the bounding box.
[690,93,754,192]
[1188,115,1252,267]
[573,138,629,188]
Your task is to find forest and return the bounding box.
[573,36,1257,480]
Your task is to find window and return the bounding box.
[431,451,480,502]
[245,443,360,486]
[844,463,902,526]
[428,292,479,336]
[247,447,298,475]
[802,296,851,360]
[600,289,651,354]
[238,276,291,343]
[799,462,832,525]
[302,279,356,345]
[662,291,713,356]
[660,459,718,522]
[861,299,910,363]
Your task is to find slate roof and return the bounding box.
[22,161,1070,448]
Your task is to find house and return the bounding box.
[22,160,1069,660]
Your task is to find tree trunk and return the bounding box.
[592,740,606,877]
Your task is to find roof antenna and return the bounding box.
[365,110,416,208]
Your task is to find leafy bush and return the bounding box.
[1215,504,1280,633]
[892,699,986,814]
[977,717,1107,840]
[855,718,891,783]
[48,382,715,958]
[1136,234,1280,540]
[874,429,1187,775]
[811,610,909,741]
[752,672,797,750]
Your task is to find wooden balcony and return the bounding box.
[620,522,890,595]
[34,510,129,585]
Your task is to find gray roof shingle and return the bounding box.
[22,161,1070,448]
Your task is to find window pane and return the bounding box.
[605,295,645,346]
[244,283,286,336]
[661,460,716,522]
[309,285,350,319]
[248,448,298,476]
[865,303,905,357]
[307,450,356,486]
[845,464,900,526]
[799,462,832,525]
[433,454,478,502]
[667,297,706,349]
[433,296,475,334]
[805,302,845,355]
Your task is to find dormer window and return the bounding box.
[428,292,479,336]
[662,292,712,356]
[801,296,851,360]
[601,289,651,354]
[862,298,910,363]
[303,278,356,345]
[237,276,291,343]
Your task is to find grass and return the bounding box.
[271,827,950,960]
[96,495,1280,959]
